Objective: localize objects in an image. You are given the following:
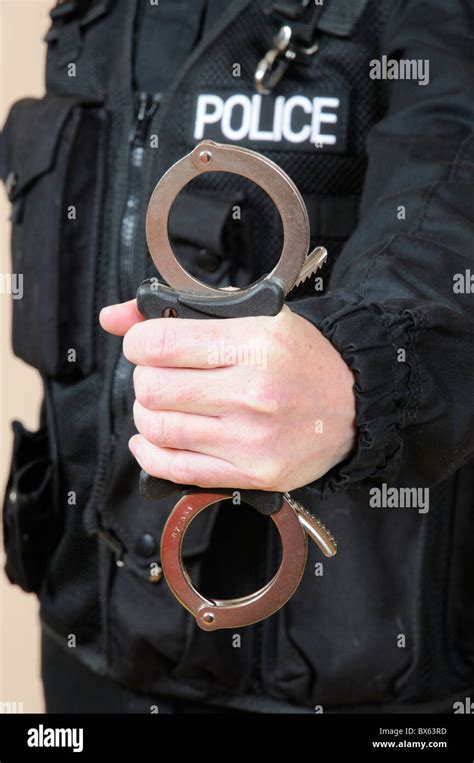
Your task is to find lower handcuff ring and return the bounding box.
[160,492,337,631]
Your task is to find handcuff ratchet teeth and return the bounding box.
[139,140,337,630]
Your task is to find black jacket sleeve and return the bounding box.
[290,0,474,497]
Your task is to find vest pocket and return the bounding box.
[0,95,108,378]
[2,421,62,594]
[270,489,427,707]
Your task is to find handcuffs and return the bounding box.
[137,140,337,631]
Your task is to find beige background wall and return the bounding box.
[1,0,51,714]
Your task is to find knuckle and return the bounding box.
[122,322,141,362]
[247,374,281,414]
[132,399,141,430]
[146,320,177,363]
[148,413,174,447]
[146,450,163,479]
[134,368,158,408]
[133,367,146,400]
[246,460,281,491]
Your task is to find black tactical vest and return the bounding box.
[4,0,472,713]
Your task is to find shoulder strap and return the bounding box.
[255,0,369,93]
[49,0,112,25]
[267,0,325,48]
[45,0,113,65]
[267,0,369,42]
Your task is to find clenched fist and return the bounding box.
[100,299,356,492]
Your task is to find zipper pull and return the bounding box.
[129,93,161,145]
[129,93,149,144]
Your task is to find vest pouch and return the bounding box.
[0,94,108,378]
[93,418,225,674]
[2,420,62,594]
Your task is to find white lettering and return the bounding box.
[272,95,285,142]
[249,94,275,141]
[194,94,224,140]
[282,95,312,143]
[221,94,251,141]
[193,93,340,146]
[311,97,339,145]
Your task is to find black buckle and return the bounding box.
[270,0,313,22]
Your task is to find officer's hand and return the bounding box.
[100,299,356,492]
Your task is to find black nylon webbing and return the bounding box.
[267,0,370,42]
[268,0,325,47]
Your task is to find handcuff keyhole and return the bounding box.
[162,307,178,318]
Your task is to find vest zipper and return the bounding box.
[87,92,161,526]
[110,92,161,435]
[118,91,160,302]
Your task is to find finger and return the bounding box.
[128,434,249,488]
[133,365,244,414]
[100,299,145,336]
[133,400,225,453]
[123,314,270,368]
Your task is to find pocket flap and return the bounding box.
[0,94,100,200]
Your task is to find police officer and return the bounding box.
[2,0,474,713]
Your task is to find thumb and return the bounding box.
[99,298,145,336]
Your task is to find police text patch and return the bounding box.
[188,90,348,153]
